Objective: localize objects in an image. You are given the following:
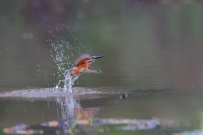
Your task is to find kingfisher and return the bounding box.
[65,54,104,75]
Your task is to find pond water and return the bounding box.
[0,87,203,135]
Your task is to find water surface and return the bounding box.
[0,87,203,135]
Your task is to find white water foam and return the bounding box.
[0,86,136,99]
[0,87,103,99]
[63,72,79,92]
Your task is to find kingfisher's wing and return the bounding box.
[74,54,92,66]
[82,67,102,73]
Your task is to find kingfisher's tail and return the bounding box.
[64,67,74,74]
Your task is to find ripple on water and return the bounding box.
[0,87,104,100]
[0,86,169,100]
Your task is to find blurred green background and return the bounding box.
[1,0,203,90]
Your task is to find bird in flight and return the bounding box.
[65,54,104,75]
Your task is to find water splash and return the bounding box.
[49,22,91,92]
[50,40,81,92]
[64,72,79,92]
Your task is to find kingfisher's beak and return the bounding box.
[87,59,95,63]
[92,55,104,59]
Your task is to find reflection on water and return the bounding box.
[56,96,81,134]
[2,95,160,135]
[2,89,203,135]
